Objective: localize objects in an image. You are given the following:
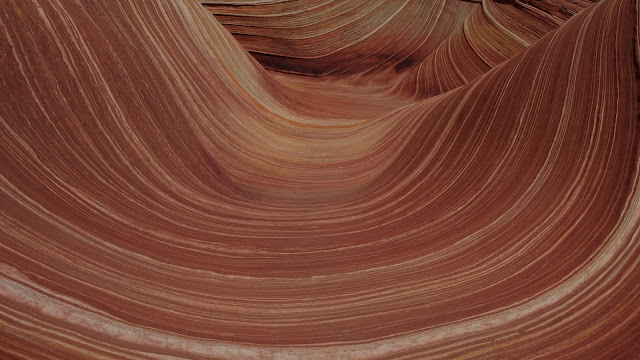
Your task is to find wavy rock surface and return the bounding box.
[1,0,639,359]
[201,0,477,78]
[391,0,598,98]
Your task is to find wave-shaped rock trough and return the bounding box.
[1,0,639,358]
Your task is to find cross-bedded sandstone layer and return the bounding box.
[1,0,639,359]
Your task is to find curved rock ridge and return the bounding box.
[1,0,639,359]
[203,0,597,90]
[201,0,478,77]
[391,0,599,98]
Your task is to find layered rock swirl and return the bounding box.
[1,0,639,359]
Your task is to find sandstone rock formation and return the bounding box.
[1,0,639,358]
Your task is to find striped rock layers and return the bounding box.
[1,0,640,359]
[390,0,599,98]
[201,0,477,78]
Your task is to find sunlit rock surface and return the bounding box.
[1,0,639,358]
